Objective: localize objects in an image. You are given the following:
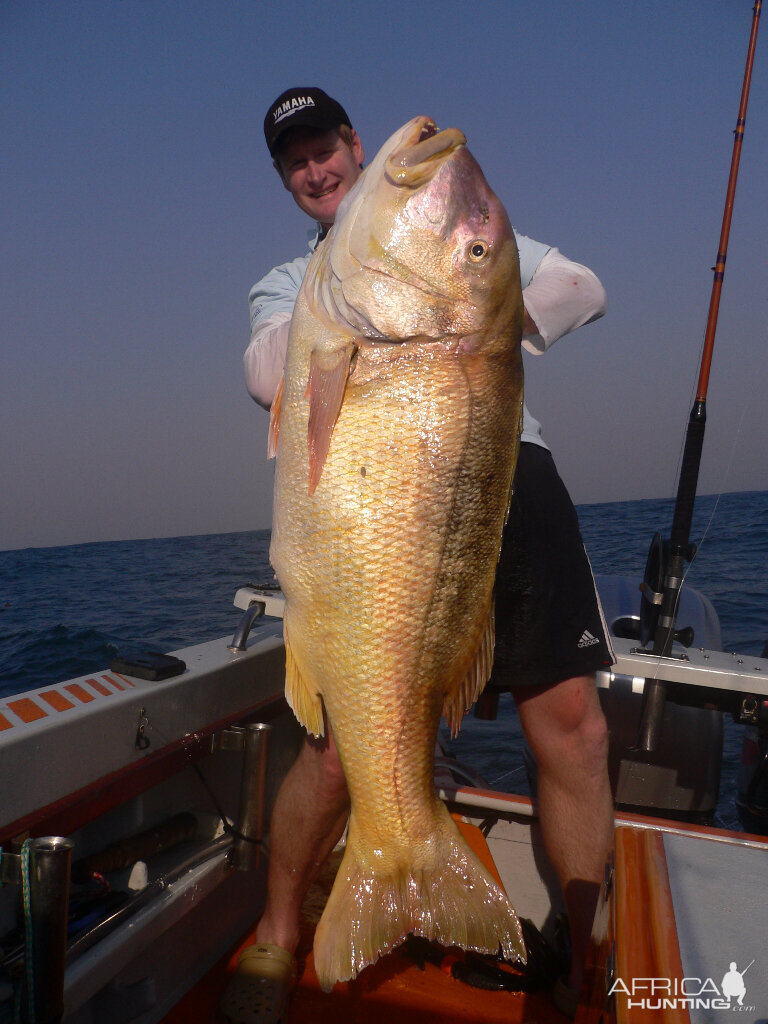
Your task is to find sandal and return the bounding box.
[220,943,296,1024]
[552,976,579,1018]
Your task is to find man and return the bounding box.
[225,86,613,1022]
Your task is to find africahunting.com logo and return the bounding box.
[609,960,758,1012]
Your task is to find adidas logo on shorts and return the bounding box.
[578,629,600,648]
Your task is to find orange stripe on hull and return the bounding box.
[40,690,76,712]
[86,678,112,696]
[7,698,48,723]
[110,672,136,687]
[65,683,96,704]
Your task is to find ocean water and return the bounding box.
[1,491,766,829]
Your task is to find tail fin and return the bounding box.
[312,813,526,992]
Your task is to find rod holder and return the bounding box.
[232,722,272,871]
[27,836,73,1024]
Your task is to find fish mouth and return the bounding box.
[385,117,466,187]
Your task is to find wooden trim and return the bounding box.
[613,827,689,1024]
[615,807,768,845]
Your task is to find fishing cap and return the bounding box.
[264,86,352,156]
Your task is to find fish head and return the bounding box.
[315,115,521,347]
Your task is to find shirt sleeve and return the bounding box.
[513,230,552,290]
[521,247,606,355]
[244,252,312,410]
[243,312,291,409]
[248,254,311,334]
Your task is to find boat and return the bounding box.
[1,5,766,1023]
[1,579,767,1023]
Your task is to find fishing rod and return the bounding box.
[637,0,762,752]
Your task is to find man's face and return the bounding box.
[275,127,364,229]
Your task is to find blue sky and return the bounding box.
[2,1,767,550]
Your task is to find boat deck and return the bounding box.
[161,819,570,1024]
[164,934,569,1024]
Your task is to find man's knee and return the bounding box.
[321,750,349,797]
[557,677,608,765]
[578,696,609,767]
[516,674,609,768]
[300,732,349,801]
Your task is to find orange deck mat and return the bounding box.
[162,818,569,1024]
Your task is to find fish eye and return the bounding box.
[468,239,489,262]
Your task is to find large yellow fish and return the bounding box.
[269,116,526,990]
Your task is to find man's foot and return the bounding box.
[552,976,579,1018]
[220,943,296,1024]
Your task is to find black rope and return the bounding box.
[188,762,263,847]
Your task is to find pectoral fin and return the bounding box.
[306,341,356,496]
[441,603,495,739]
[267,374,284,459]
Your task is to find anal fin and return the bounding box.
[284,617,324,738]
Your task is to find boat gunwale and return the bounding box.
[0,690,288,846]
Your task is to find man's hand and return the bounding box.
[522,307,538,336]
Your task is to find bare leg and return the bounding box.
[513,675,613,991]
[255,724,350,954]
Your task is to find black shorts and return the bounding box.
[489,443,613,689]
